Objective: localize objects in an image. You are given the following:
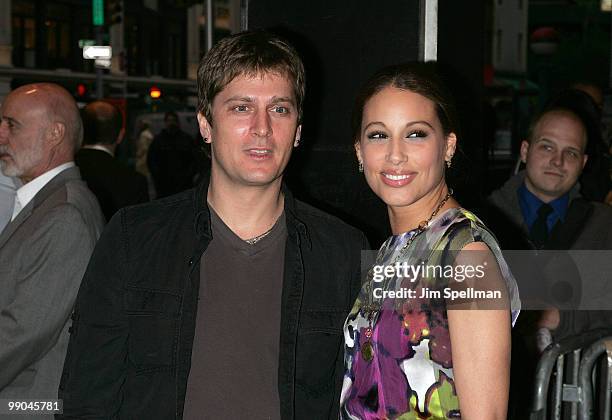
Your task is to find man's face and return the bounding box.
[198,72,301,189]
[521,111,588,202]
[0,91,50,182]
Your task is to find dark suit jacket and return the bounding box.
[76,148,149,221]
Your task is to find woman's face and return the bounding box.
[355,86,456,210]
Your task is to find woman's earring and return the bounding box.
[446,155,453,168]
[358,161,364,173]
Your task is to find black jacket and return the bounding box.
[485,172,612,420]
[58,178,368,419]
[76,148,149,221]
[486,171,612,331]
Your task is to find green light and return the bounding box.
[93,0,104,26]
[78,39,95,48]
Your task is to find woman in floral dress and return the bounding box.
[340,63,520,420]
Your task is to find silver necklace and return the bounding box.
[244,226,275,245]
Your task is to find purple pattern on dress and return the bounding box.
[340,208,521,419]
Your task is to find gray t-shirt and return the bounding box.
[183,207,286,419]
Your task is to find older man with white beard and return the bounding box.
[0,83,104,418]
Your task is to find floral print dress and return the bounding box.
[340,208,520,419]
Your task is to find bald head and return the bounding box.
[10,83,82,152]
[82,101,123,146]
[0,83,82,183]
[527,108,588,151]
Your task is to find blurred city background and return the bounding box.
[0,0,610,243]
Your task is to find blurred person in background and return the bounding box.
[147,111,201,198]
[487,106,612,418]
[552,87,612,204]
[134,119,156,198]
[135,119,154,177]
[76,101,149,221]
[573,82,604,112]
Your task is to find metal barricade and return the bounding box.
[578,337,612,420]
[530,328,612,419]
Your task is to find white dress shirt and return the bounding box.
[0,171,17,232]
[11,162,76,221]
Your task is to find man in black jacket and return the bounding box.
[486,107,612,419]
[488,107,612,340]
[76,101,149,221]
[59,31,367,419]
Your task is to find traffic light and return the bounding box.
[149,86,161,99]
[76,83,88,99]
[107,0,122,25]
[92,0,104,26]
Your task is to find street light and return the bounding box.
[149,86,161,99]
